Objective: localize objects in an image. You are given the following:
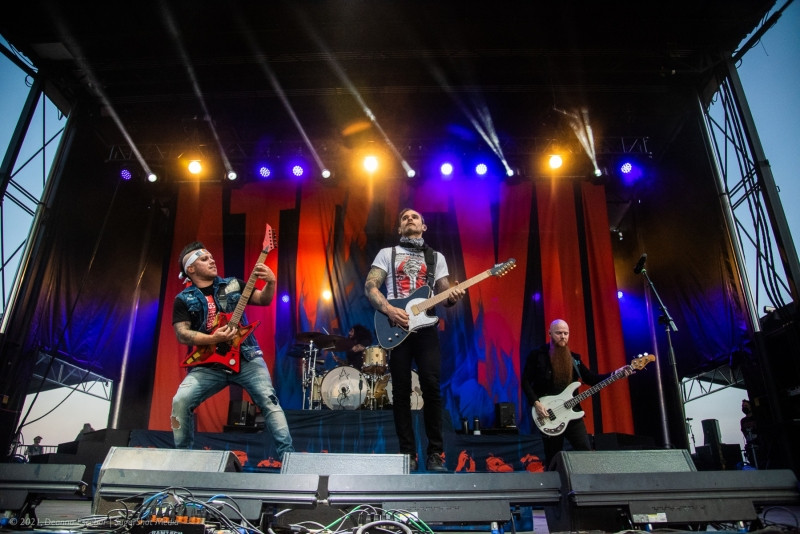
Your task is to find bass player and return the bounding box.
[170,241,294,459]
[522,318,611,469]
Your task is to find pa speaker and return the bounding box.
[546,450,799,532]
[0,464,87,528]
[93,447,241,515]
[281,452,408,475]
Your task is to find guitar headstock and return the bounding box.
[630,353,655,370]
[262,223,277,253]
[491,258,516,277]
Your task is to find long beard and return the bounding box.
[550,344,573,389]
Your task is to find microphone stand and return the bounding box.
[639,266,689,450]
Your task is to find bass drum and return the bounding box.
[319,366,366,410]
[377,370,424,410]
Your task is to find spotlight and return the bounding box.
[281,294,290,304]
[226,170,238,181]
[321,168,332,179]
[363,156,379,173]
[292,165,305,177]
[407,169,416,178]
[548,155,563,169]
[120,167,133,181]
[475,163,488,176]
[618,159,644,185]
[146,172,158,183]
[258,166,272,179]
[440,162,453,176]
[188,160,203,174]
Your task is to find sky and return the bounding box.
[2,3,799,453]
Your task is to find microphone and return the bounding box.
[633,253,647,274]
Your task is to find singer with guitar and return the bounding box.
[170,239,294,459]
[365,208,465,472]
[522,319,612,469]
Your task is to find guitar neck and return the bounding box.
[228,248,269,326]
[417,269,493,311]
[565,365,632,408]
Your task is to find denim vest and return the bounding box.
[176,276,262,362]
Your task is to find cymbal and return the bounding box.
[314,334,348,350]
[295,331,327,344]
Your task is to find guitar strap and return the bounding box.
[572,358,582,380]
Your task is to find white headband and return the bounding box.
[182,248,208,272]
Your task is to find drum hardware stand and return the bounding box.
[301,341,323,410]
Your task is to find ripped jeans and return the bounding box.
[171,357,294,457]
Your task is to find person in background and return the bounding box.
[26,436,44,456]
[76,423,95,441]
[332,324,373,370]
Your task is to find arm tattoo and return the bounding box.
[365,267,389,312]
[173,321,196,345]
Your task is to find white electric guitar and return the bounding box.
[532,353,654,436]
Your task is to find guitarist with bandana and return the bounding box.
[171,238,294,460]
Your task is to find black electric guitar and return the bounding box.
[374,258,516,350]
[533,353,654,436]
[181,224,276,373]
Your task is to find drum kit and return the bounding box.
[291,331,424,411]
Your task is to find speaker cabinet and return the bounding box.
[281,452,409,475]
[227,400,256,426]
[93,447,241,515]
[546,450,799,532]
[495,402,517,429]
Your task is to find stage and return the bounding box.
[128,410,543,474]
[3,410,800,534]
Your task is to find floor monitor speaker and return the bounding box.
[546,450,799,532]
[281,452,408,475]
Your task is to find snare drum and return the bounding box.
[319,366,366,410]
[362,345,388,374]
[383,370,424,410]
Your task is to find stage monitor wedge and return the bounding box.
[547,450,800,532]
[327,472,561,524]
[0,464,87,528]
[93,447,319,520]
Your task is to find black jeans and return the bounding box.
[388,326,443,458]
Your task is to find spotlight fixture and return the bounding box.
[146,172,158,183]
[475,163,488,176]
[292,164,305,177]
[226,170,238,181]
[363,156,379,174]
[321,168,332,179]
[407,169,416,178]
[258,165,272,179]
[187,160,203,174]
[119,167,133,181]
[440,162,453,176]
[548,155,563,170]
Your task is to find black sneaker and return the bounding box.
[409,457,418,472]
[426,453,447,472]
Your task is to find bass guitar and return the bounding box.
[181,224,276,373]
[375,258,516,350]
[533,353,654,436]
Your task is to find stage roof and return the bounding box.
[0,1,776,173]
